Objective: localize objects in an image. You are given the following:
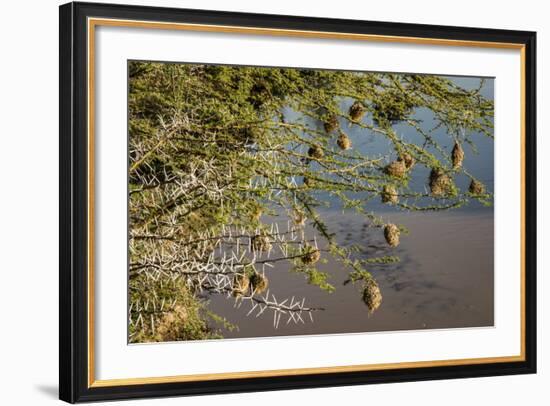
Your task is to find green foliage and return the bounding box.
[129,276,222,343]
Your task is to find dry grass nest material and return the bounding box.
[384,159,407,178]
[384,223,400,247]
[337,131,352,150]
[429,168,453,197]
[381,184,399,205]
[308,144,324,160]
[349,101,366,122]
[399,152,416,170]
[301,245,321,265]
[452,142,464,170]
[251,234,272,252]
[323,114,339,133]
[362,279,382,314]
[249,272,269,294]
[232,273,250,297]
[469,179,485,195]
[384,151,416,178]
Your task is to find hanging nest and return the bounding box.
[308,144,324,160]
[469,179,485,195]
[381,185,399,205]
[384,159,407,178]
[337,131,352,150]
[323,114,339,133]
[249,272,269,294]
[251,234,272,252]
[384,223,400,247]
[452,142,464,170]
[399,152,416,171]
[429,168,453,197]
[349,101,366,122]
[232,273,251,297]
[362,278,382,314]
[292,209,307,226]
[301,245,321,265]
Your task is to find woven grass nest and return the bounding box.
[452,142,465,170]
[399,152,416,171]
[362,278,382,314]
[232,273,250,297]
[337,131,352,150]
[251,234,272,252]
[349,101,366,122]
[469,179,485,195]
[308,144,324,160]
[301,245,321,265]
[384,159,407,178]
[249,272,269,294]
[429,168,453,197]
[381,184,399,205]
[384,223,400,247]
[323,114,339,133]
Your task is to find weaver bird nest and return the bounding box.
[251,234,272,252]
[323,114,339,133]
[337,131,352,150]
[232,273,251,297]
[381,184,399,205]
[349,101,366,122]
[362,279,383,314]
[429,168,454,197]
[308,144,324,160]
[399,152,416,170]
[384,159,408,178]
[384,223,400,247]
[301,245,321,265]
[452,142,465,170]
[469,179,485,195]
[249,272,269,294]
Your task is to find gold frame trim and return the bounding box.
[87,17,527,388]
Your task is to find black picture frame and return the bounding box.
[59,1,537,403]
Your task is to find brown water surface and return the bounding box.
[205,211,494,339]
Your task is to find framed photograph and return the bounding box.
[59,1,537,403]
